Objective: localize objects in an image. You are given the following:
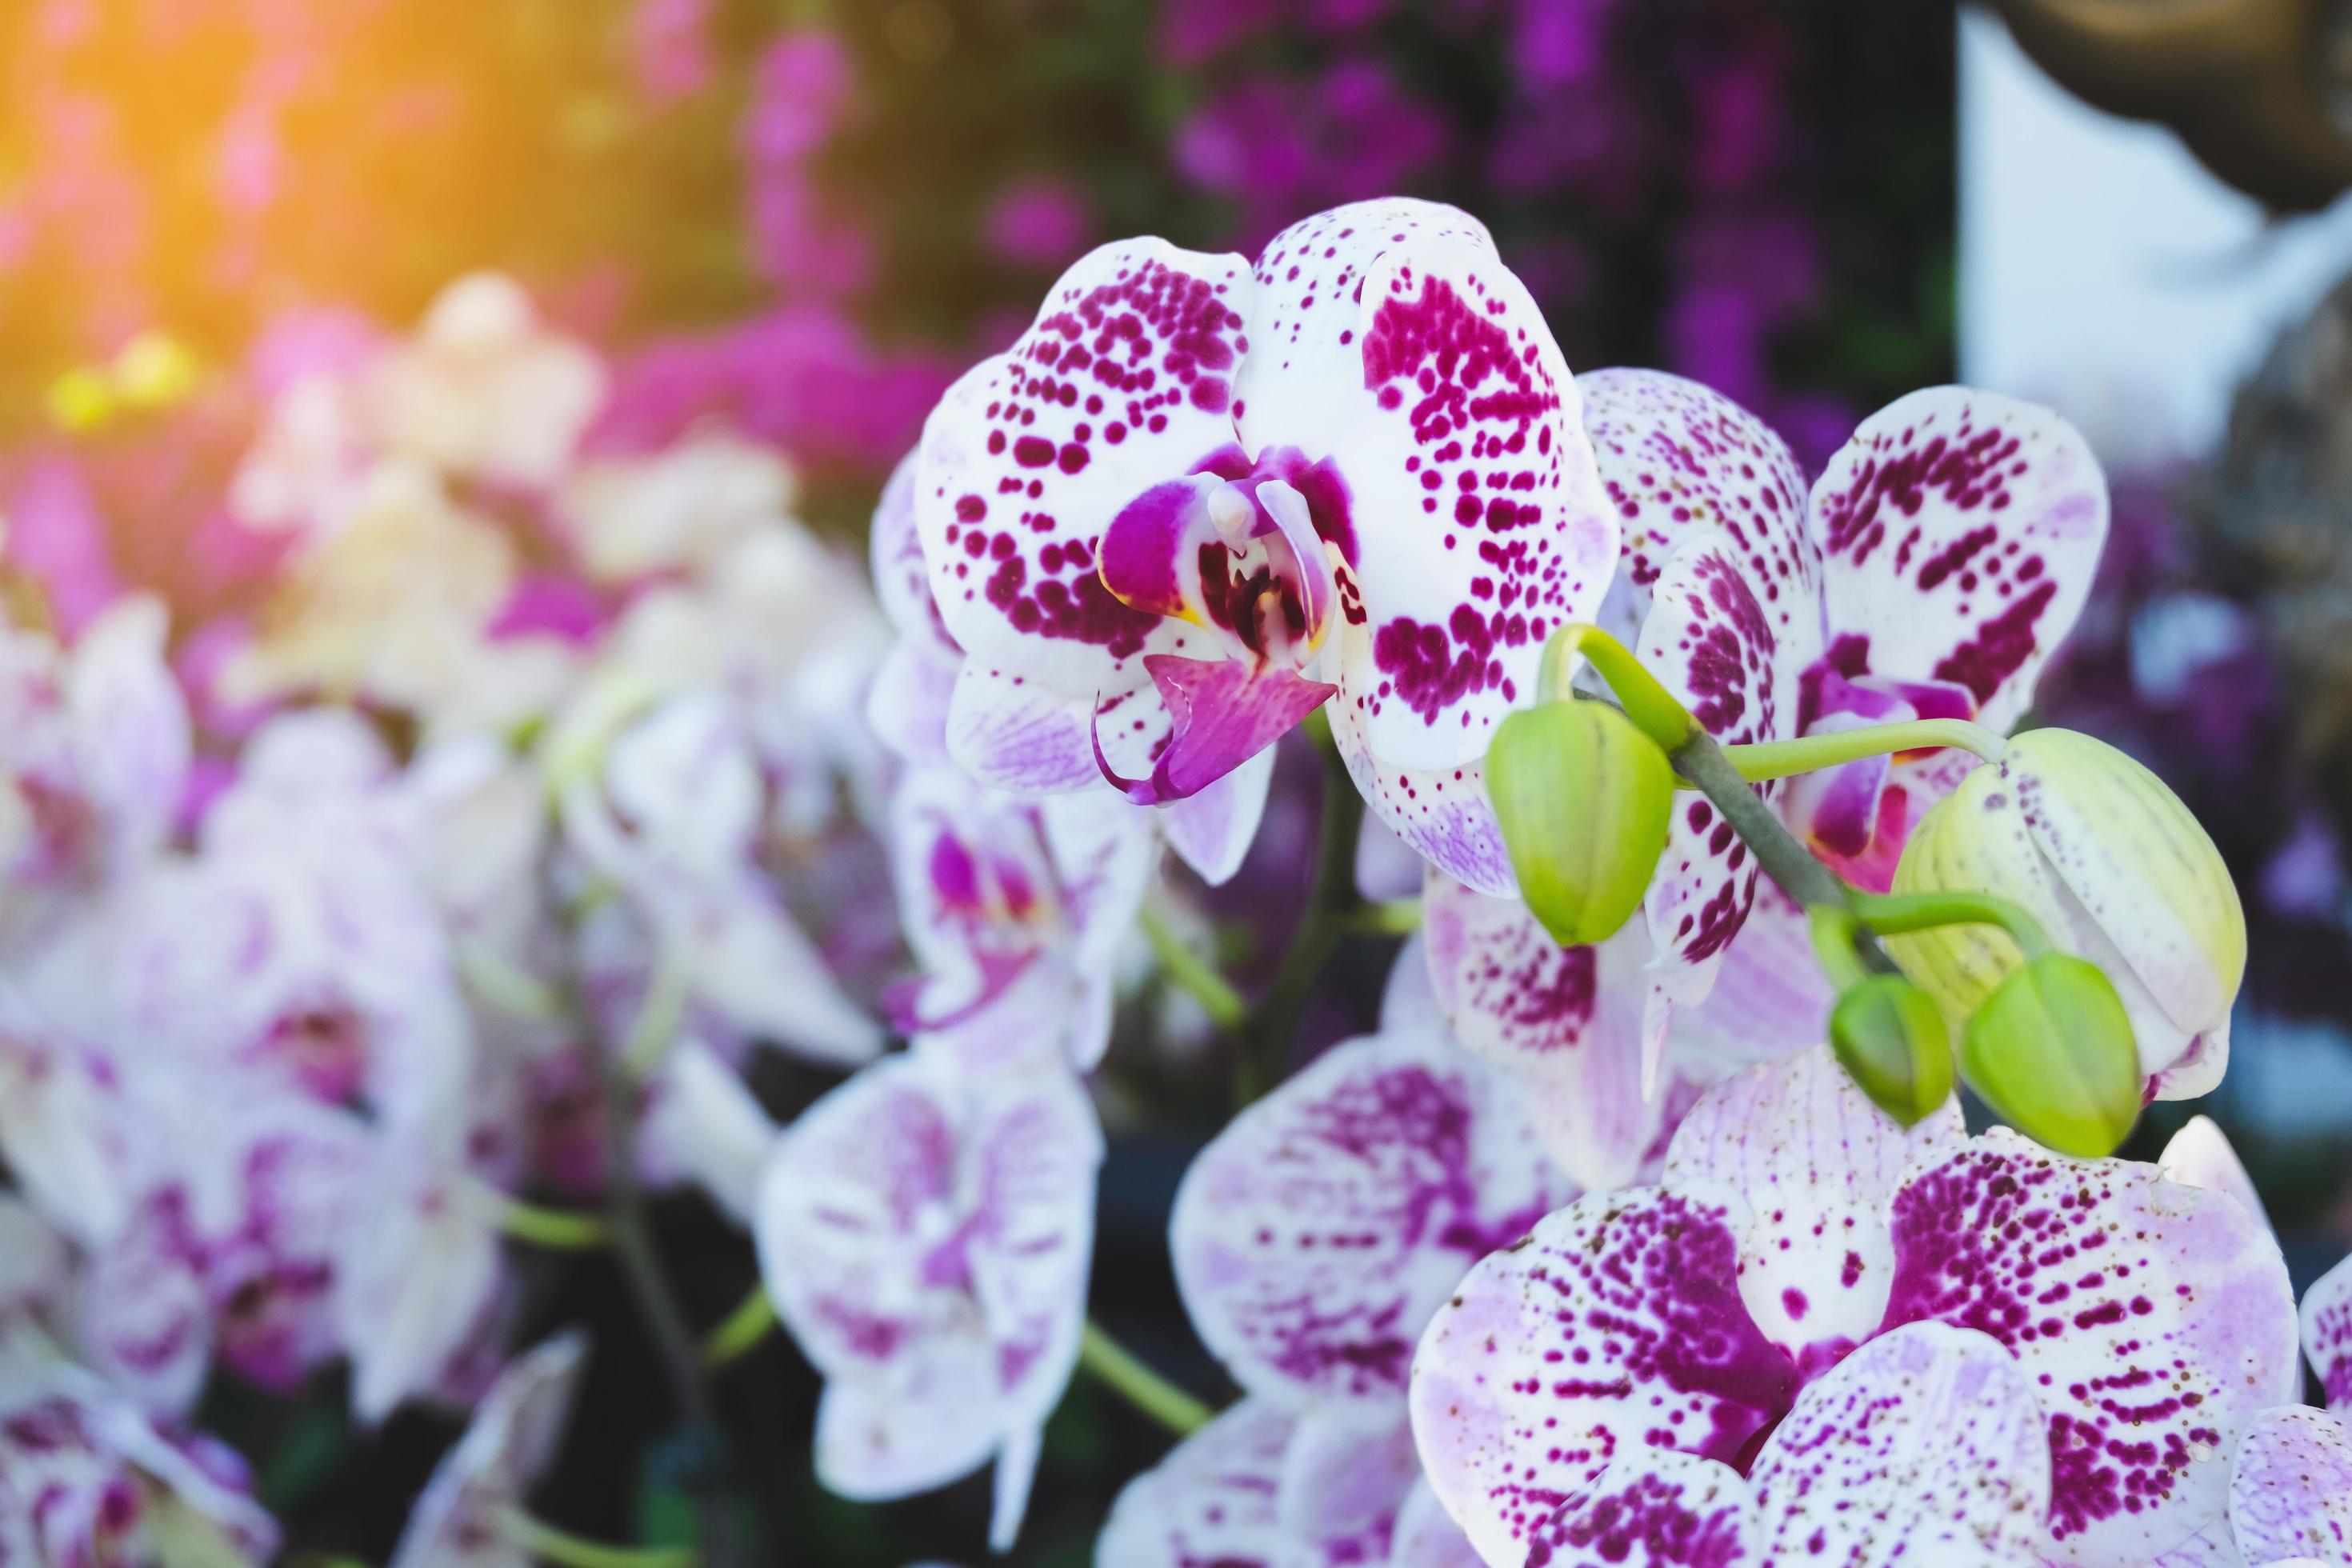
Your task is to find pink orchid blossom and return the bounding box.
[906,197,1617,893]
[1410,1046,2301,1568]
[754,1043,1102,1552]
[2225,1405,2351,1568]
[2307,1247,2352,1419]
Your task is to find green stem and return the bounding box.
[699,1285,778,1369]
[1236,723,1361,1105]
[1139,906,1247,1034]
[1346,898,1423,936]
[1536,625,1697,749]
[1807,906,1873,993]
[456,941,566,1022]
[1849,889,2054,958]
[498,1507,698,1568]
[1078,1321,1214,1437]
[492,1194,610,1250]
[1714,718,2004,782]
[621,941,691,1080]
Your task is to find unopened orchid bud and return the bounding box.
[1830,975,1954,1129]
[1886,727,2242,1094]
[1487,699,1674,947]
[1960,954,2142,1157]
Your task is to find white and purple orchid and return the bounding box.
[904,197,1618,891]
[2308,1247,2352,1419]
[753,1042,1102,1551]
[386,1332,589,1568]
[1409,1046,2302,1567]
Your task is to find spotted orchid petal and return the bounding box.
[1635,542,1813,1062]
[942,662,1103,793]
[1235,202,1611,892]
[2228,1406,2351,1568]
[1409,1184,1801,1567]
[389,1333,588,1568]
[1094,653,1337,806]
[1094,1398,1295,1567]
[1754,1321,2051,1568]
[868,450,963,765]
[1671,881,1834,1066]
[1420,870,1656,1191]
[1664,1046,1965,1374]
[1880,1129,2302,1564]
[1810,388,2107,737]
[2161,1117,2270,1235]
[79,1190,213,1417]
[2305,1250,2352,1417]
[914,238,1253,717]
[1171,1026,1570,1415]
[1276,1408,1426,1560]
[0,1198,70,1329]
[756,1048,1101,1542]
[1520,1446,1758,1568]
[1578,368,1821,659]
[0,989,132,1246]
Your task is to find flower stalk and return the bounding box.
[490,1194,610,1250]
[1078,1320,1214,1437]
[1139,906,1247,1034]
[498,1507,699,1568]
[698,1284,778,1369]
[1716,718,2005,782]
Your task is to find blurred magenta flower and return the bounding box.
[982,178,1094,272]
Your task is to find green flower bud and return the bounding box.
[1830,975,1955,1128]
[1959,954,2143,1157]
[1886,727,2242,1094]
[1487,699,1674,947]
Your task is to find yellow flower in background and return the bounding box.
[1886,727,2245,1098]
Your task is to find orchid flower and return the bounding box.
[80,1075,370,1415]
[2308,1246,2351,1418]
[0,1329,280,1567]
[1170,939,1573,1419]
[753,1042,1102,1552]
[641,1036,779,1223]
[387,1333,589,1568]
[1545,373,2106,1046]
[1097,1397,1481,1567]
[0,982,136,1246]
[558,427,801,584]
[1409,1046,2301,1567]
[888,762,1157,1072]
[0,595,190,954]
[906,197,1618,892]
[362,273,607,491]
[2224,1405,2351,1568]
[559,687,882,1067]
[1420,870,1824,1190]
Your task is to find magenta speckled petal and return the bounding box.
[1420,871,1657,1192]
[1408,1185,1799,1567]
[1638,545,1810,1016]
[1093,654,1335,804]
[1329,687,1514,895]
[1159,745,1273,886]
[1578,368,1821,649]
[1663,1046,1965,1370]
[1261,206,1613,780]
[1880,1129,2302,1564]
[1094,1398,1294,1568]
[2305,1250,2352,1417]
[2229,1406,2352,1568]
[1171,1029,1569,1414]
[1810,388,2108,735]
[1522,1448,1757,1568]
[913,239,1253,691]
[756,1050,1101,1514]
[1749,1322,2052,1568]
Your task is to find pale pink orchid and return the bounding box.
[1409,1046,2301,1568]
[0,595,190,955]
[2222,1406,2351,1568]
[558,426,800,585]
[1170,941,1574,1420]
[558,688,882,1066]
[887,761,1157,1073]
[754,1042,1102,1552]
[1097,1398,1481,1567]
[1420,872,1824,1191]
[906,197,1618,894]
[386,1332,589,1568]
[2307,1247,2351,1420]
[0,982,137,1247]
[1549,372,2106,1051]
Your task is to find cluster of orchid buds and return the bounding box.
[0,194,2340,1568]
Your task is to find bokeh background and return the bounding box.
[0,2,2345,1563]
